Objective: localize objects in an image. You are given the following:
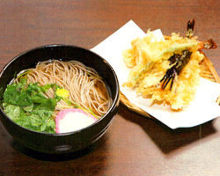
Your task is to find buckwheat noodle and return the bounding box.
[15,60,111,118]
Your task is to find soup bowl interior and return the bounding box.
[0,44,119,154]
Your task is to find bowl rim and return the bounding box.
[0,44,120,137]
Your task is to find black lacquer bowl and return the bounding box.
[0,45,119,154]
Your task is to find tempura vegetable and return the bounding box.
[123,20,217,110]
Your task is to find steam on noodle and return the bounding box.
[15,60,111,118]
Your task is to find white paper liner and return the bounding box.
[91,20,220,129]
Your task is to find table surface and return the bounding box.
[0,0,220,175]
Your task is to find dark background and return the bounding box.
[0,0,220,175]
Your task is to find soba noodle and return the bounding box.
[15,60,111,118]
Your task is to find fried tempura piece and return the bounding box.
[123,30,207,110]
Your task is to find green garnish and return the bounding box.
[2,79,60,133]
